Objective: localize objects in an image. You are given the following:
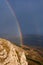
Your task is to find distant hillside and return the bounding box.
[23,34,43,47]
[0,34,43,47]
[0,33,20,45]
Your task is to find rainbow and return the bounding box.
[5,0,23,46]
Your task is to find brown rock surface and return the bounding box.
[0,38,28,65]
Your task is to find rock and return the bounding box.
[0,38,28,65]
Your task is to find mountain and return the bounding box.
[0,34,43,47]
[0,33,21,45]
[23,34,43,47]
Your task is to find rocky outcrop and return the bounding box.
[0,38,28,65]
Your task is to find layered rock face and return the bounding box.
[0,38,28,65]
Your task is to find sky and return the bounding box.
[0,0,43,36]
[0,0,21,38]
[8,0,43,35]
